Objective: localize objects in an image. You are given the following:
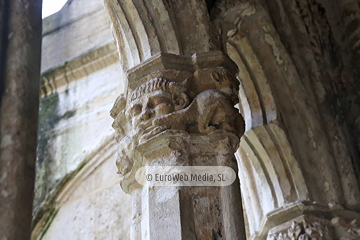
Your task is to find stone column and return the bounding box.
[110,52,246,239]
[105,1,247,238]
[132,131,243,240]
[0,0,42,239]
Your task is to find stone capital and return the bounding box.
[110,51,245,191]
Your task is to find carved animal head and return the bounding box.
[211,69,239,104]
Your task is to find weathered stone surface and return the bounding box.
[0,0,42,239]
[34,61,125,218]
[117,130,245,240]
[34,142,131,240]
[32,1,132,239]
[212,0,360,239]
[41,184,131,240]
[41,0,114,73]
[104,0,221,71]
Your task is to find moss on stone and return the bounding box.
[32,159,89,239]
[62,110,76,119]
[34,92,61,220]
[32,207,58,240]
[37,93,60,164]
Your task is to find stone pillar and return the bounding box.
[105,1,247,238]
[110,52,246,239]
[131,132,243,240]
[0,0,42,239]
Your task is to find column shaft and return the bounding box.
[0,0,42,239]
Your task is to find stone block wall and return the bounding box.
[32,0,131,239]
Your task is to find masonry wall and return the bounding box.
[32,0,131,239]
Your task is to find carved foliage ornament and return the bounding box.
[335,217,360,240]
[268,220,332,240]
[267,217,360,240]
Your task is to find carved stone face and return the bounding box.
[127,90,177,143]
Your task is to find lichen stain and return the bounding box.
[264,33,284,65]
